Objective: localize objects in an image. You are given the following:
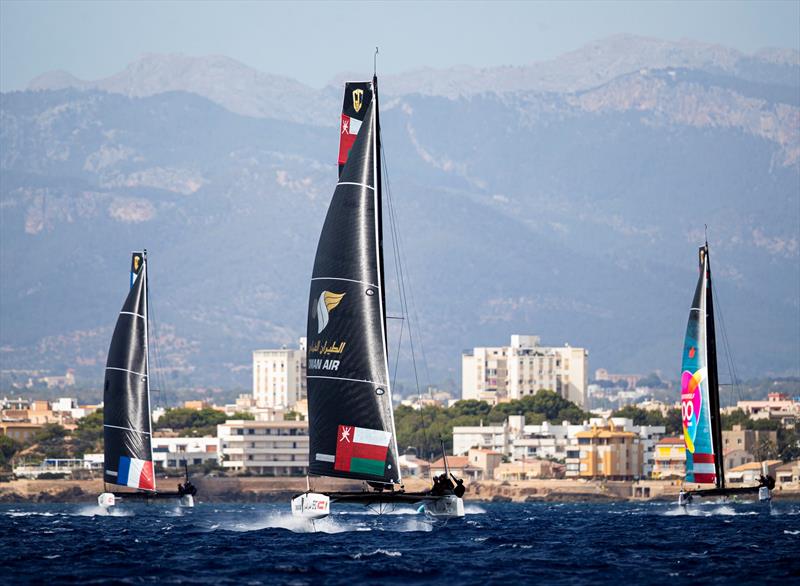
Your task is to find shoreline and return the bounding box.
[2,477,799,504]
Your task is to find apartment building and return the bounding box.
[651,437,686,480]
[462,335,589,408]
[151,436,219,470]
[572,421,643,480]
[218,419,309,476]
[252,337,307,410]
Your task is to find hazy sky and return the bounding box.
[1,0,798,91]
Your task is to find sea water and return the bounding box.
[1,500,798,584]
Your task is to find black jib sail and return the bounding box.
[306,79,400,484]
[103,252,156,491]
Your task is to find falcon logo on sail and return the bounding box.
[315,291,345,334]
[352,89,364,113]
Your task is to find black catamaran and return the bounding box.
[677,241,774,505]
[291,74,465,519]
[98,251,196,508]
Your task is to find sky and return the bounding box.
[1,0,799,91]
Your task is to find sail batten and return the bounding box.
[306,80,400,484]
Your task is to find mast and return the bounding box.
[141,251,156,490]
[373,73,388,357]
[703,243,725,489]
[371,72,402,484]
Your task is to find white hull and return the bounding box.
[291,492,331,519]
[421,495,465,518]
[97,492,195,509]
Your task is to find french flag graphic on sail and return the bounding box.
[334,425,391,477]
[118,455,155,490]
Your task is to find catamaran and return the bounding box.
[677,241,774,506]
[291,73,465,519]
[98,251,196,509]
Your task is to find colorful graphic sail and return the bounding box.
[680,245,718,485]
[306,78,400,483]
[103,253,156,491]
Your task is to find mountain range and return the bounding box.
[2,34,798,394]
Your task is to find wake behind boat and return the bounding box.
[677,241,773,506]
[291,72,465,520]
[97,251,196,509]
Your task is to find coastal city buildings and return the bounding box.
[727,392,799,425]
[252,338,307,410]
[461,335,588,407]
[593,368,642,390]
[151,436,219,470]
[453,415,665,479]
[217,419,309,476]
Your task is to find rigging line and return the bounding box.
[380,136,428,449]
[145,271,168,410]
[379,144,433,393]
[711,278,742,406]
[382,142,421,399]
[392,314,405,391]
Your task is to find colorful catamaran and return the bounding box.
[98,251,196,509]
[677,241,774,506]
[291,74,465,519]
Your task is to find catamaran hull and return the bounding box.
[678,486,771,506]
[421,495,465,518]
[290,491,465,519]
[98,491,195,509]
[291,492,331,519]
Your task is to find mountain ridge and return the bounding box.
[2,36,798,392]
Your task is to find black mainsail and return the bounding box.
[102,252,156,491]
[306,78,401,484]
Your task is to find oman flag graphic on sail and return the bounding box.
[334,425,391,477]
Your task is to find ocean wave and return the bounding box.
[351,548,402,559]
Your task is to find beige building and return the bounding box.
[218,419,308,476]
[494,458,565,481]
[651,437,685,480]
[252,338,307,410]
[572,421,643,480]
[722,425,778,460]
[733,393,799,425]
[462,335,588,407]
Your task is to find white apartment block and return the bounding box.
[462,335,589,407]
[252,337,307,410]
[151,437,219,470]
[218,420,309,476]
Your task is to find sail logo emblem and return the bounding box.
[315,291,345,334]
[352,89,364,113]
[681,368,706,453]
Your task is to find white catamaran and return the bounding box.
[677,241,774,506]
[98,251,196,509]
[291,74,465,520]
